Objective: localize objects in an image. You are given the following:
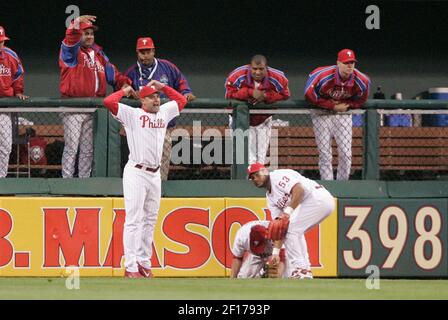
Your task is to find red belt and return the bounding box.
[135,164,160,173]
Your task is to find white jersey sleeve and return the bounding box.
[231,229,246,258]
[160,101,180,123]
[115,103,136,129]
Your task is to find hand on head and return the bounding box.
[75,15,97,25]
[147,80,165,91]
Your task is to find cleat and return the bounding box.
[138,263,154,278]
[289,268,313,279]
[124,270,144,279]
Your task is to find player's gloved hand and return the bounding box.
[266,215,290,240]
[265,262,279,278]
[269,254,280,267]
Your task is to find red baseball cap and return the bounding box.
[137,37,155,50]
[139,85,158,98]
[247,162,266,175]
[337,49,357,63]
[0,26,10,41]
[249,225,268,255]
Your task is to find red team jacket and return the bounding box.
[59,22,131,97]
[225,65,290,126]
[304,65,370,110]
[0,47,24,97]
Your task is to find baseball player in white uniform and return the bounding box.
[247,163,335,279]
[103,80,187,278]
[230,220,287,278]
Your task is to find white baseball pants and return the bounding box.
[0,113,12,178]
[237,253,268,278]
[229,116,272,165]
[61,113,94,178]
[285,187,335,271]
[122,162,161,272]
[311,112,352,180]
[248,117,272,165]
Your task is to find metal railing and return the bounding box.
[0,97,447,180]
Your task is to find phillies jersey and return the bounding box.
[0,47,24,97]
[304,65,370,110]
[59,22,131,97]
[225,65,290,126]
[103,86,187,167]
[231,220,272,258]
[117,101,178,166]
[267,169,321,218]
[125,59,192,128]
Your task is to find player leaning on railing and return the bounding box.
[0,25,29,178]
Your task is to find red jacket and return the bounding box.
[225,65,290,126]
[304,65,370,110]
[59,22,131,97]
[0,46,24,97]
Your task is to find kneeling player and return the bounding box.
[230,220,286,278]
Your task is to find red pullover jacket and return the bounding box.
[59,22,130,97]
[0,46,24,97]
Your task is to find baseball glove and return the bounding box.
[266,214,290,240]
[263,263,280,278]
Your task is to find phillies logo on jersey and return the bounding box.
[140,115,166,128]
[30,145,45,163]
[276,194,289,209]
[0,64,11,76]
[81,53,105,73]
[326,87,352,100]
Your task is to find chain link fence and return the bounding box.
[1,108,96,178]
[1,105,447,181]
[378,109,448,180]
[255,109,365,181]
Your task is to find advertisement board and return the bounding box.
[338,199,447,277]
[0,197,337,277]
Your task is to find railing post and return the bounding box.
[107,114,122,177]
[363,108,380,180]
[231,103,250,179]
[92,108,108,177]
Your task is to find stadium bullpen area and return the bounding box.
[0,98,447,298]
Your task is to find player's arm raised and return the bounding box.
[103,86,137,116]
[148,80,188,111]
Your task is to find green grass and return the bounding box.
[0,278,447,300]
